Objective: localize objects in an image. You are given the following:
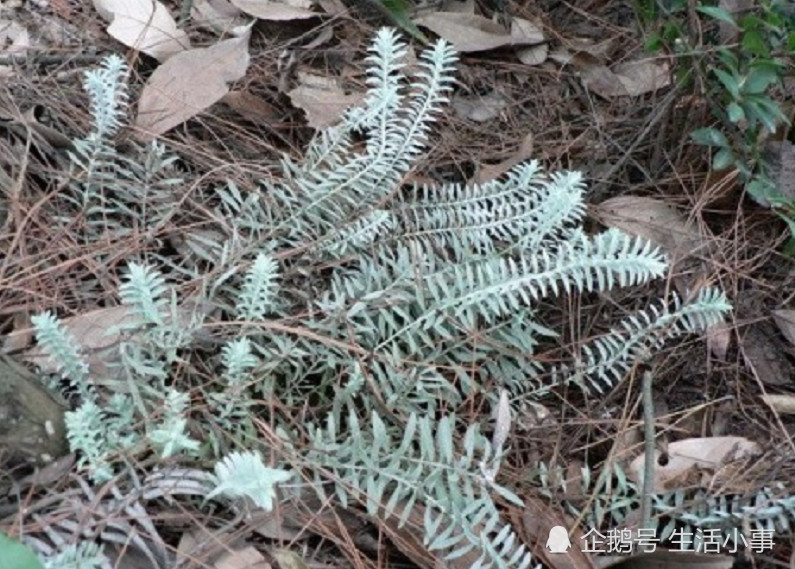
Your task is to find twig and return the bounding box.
[640,370,656,531]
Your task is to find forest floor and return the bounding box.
[0,1,794,569]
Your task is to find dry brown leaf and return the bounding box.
[92,0,190,62]
[17,299,211,381]
[135,29,251,139]
[452,89,509,122]
[191,0,249,34]
[739,323,793,385]
[222,91,281,123]
[216,546,270,569]
[591,196,716,296]
[270,549,307,569]
[230,0,316,20]
[628,436,761,493]
[414,12,543,53]
[474,132,534,184]
[513,17,547,65]
[574,55,670,98]
[287,70,364,129]
[612,60,671,97]
[0,20,29,77]
[761,393,795,415]
[178,532,271,569]
[773,309,795,346]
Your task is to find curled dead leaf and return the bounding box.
[134,28,251,139]
[92,0,191,61]
[761,393,795,415]
[773,309,795,346]
[414,12,544,53]
[628,436,761,493]
[287,70,364,129]
[231,0,316,20]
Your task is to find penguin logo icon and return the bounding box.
[546,526,571,553]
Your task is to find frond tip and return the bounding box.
[207,451,292,511]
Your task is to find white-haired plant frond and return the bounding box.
[207,451,292,511]
[119,262,169,326]
[31,311,91,395]
[236,253,280,321]
[64,399,114,483]
[43,541,107,569]
[148,388,199,458]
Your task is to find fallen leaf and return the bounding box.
[739,322,793,386]
[18,298,211,381]
[230,0,316,20]
[773,309,795,346]
[191,0,249,34]
[452,89,509,122]
[414,12,544,53]
[591,196,716,298]
[628,436,761,493]
[513,18,547,65]
[92,0,191,62]
[474,131,534,184]
[0,20,29,77]
[612,59,671,97]
[270,549,308,569]
[287,70,364,129]
[134,28,251,138]
[222,91,281,123]
[761,393,795,415]
[574,54,670,98]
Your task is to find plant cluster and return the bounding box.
[23,28,736,569]
[635,0,794,247]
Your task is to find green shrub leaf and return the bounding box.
[0,531,45,569]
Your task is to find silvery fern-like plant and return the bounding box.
[209,28,731,569]
[33,264,202,482]
[64,54,180,236]
[207,451,292,511]
[29,27,739,569]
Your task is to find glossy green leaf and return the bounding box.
[690,127,729,147]
[712,67,741,99]
[712,148,735,171]
[0,532,45,569]
[746,175,781,206]
[696,5,736,26]
[743,64,780,94]
[376,0,429,43]
[727,101,745,123]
